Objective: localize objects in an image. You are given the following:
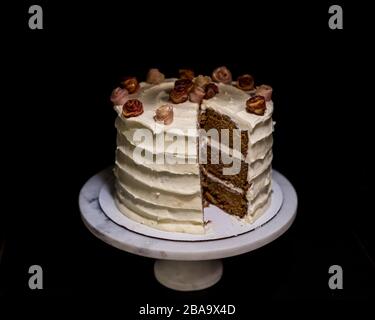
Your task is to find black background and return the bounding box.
[1,0,374,305]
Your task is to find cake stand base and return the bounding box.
[79,168,297,292]
[154,260,223,291]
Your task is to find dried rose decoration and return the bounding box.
[236,74,255,91]
[146,68,165,84]
[204,83,219,99]
[193,75,212,89]
[169,86,189,104]
[212,66,232,84]
[154,104,174,125]
[110,87,128,105]
[174,78,193,92]
[256,84,273,101]
[179,69,195,80]
[246,95,266,115]
[121,76,140,94]
[122,99,144,118]
[189,86,206,103]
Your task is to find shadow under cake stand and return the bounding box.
[79,168,297,291]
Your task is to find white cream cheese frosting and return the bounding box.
[113,78,274,233]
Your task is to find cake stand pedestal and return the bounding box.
[79,169,297,291]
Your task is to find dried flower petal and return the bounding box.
[169,86,189,104]
[189,86,206,103]
[179,69,195,80]
[146,68,165,84]
[236,74,255,91]
[174,79,193,92]
[122,99,144,118]
[212,66,232,84]
[204,83,219,99]
[154,104,174,125]
[121,76,140,94]
[110,87,128,105]
[246,95,266,115]
[256,84,273,101]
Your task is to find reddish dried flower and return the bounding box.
[179,69,195,80]
[256,84,273,101]
[236,74,255,91]
[246,95,266,115]
[174,78,193,92]
[212,66,232,84]
[154,104,174,125]
[169,86,189,104]
[110,87,128,105]
[121,76,140,94]
[189,86,206,103]
[122,99,144,118]
[204,83,219,99]
[146,68,165,84]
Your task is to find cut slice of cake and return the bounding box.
[199,83,274,221]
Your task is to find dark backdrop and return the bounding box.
[1,0,374,304]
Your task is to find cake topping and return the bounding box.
[179,69,195,80]
[189,86,206,103]
[193,75,212,89]
[169,86,189,104]
[146,68,165,84]
[246,95,266,115]
[175,79,194,92]
[121,76,140,94]
[122,99,144,118]
[236,74,255,91]
[212,66,232,84]
[154,104,174,125]
[110,87,128,106]
[204,83,219,99]
[256,84,273,101]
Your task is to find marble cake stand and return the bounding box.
[79,168,297,291]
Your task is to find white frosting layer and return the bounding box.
[115,117,198,159]
[114,79,274,233]
[115,80,199,136]
[115,185,202,222]
[115,179,202,210]
[115,197,205,234]
[114,162,200,195]
[247,166,272,202]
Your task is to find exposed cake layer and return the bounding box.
[201,167,272,219]
[201,140,273,190]
[200,112,273,163]
[199,86,273,221]
[200,108,249,156]
[201,164,272,203]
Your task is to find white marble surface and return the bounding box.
[79,168,297,261]
[99,176,283,241]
